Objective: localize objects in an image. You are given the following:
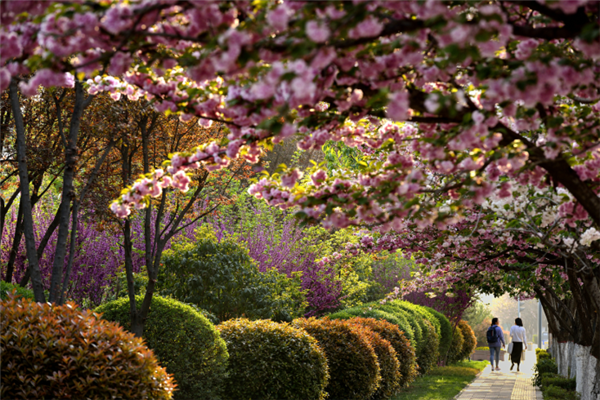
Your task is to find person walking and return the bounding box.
[487,317,505,371]
[509,317,528,372]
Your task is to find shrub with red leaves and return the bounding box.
[293,317,380,400]
[0,292,175,400]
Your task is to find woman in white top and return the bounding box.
[509,318,527,371]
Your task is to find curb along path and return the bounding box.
[456,352,543,400]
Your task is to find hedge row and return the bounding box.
[329,299,452,375]
[3,291,477,400]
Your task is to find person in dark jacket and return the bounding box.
[488,318,505,371]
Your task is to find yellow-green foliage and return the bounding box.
[456,321,477,362]
[218,319,329,400]
[447,325,465,364]
[293,317,381,400]
[96,295,228,400]
[1,293,174,400]
[346,319,402,399]
[344,317,418,388]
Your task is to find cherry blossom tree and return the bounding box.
[2,0,599,394]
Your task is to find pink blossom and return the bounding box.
[171,170,191,192]
[18,69,74,97]
[281,169,303,188]
[108,52,133,76]
[386,91,409,121]
[0,68,10,92]
[311,170,327,186]
[515,39,538,60]
[305,21,331,43]
[349,16,383,39]
[266,4,292,31]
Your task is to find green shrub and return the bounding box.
[533,358,558,387]
[293,317,381,400]
[2,293,174,399]
[218,319,329,400]
[536,349,551,361]
[345,321,401,400]
[348,317,418,389]
[447,325,465,364]
[456,321,477,362]
[0,281,34,300]
[421,306,453,361]
[389,300,442,339]
[376,302,439,374]
[542,385,580,400]
[160,226,306,321]
[96,295,228,400]
[417,320,440,374]
[541,376,576,391]
[378,304,423,350]
[331,307,415,343]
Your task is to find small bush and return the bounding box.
[536,349,552,361]
[417,320,440,374]
[1,293,174,399]
[0,281,34,300]
[330,307,415,343]
[533,357,558,386]
[543,385,580,400]
[421,306,453,361]
[293,317,381,400]
[379,304,423,350]
[341,317,418,389]
[96,295,228,400]
[160,226,306,321]
[218,319,329,400]
[456,321,477,361]
[541,376,576,391]
[347,320,401,400]
[447,325,465,364]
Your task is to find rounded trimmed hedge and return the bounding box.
[368,301,441,374]
[2,294,174,399]
[346,319,402,399]
[343,317,418,388]
[417,319,440,374]
[379,304,423,350]
[217,318,329,400]
[456,320,477,362]
[420,306,453,361]
[293,317,381,400]
[330,307,415,343]
[96,295,228,400]
[447,325,465,364]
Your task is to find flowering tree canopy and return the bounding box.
[1,0,598,227]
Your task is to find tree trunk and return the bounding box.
[9,79,45,302]
[20,208,62,286]
[48,81,87,302]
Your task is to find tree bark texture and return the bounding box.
[9,79,45,302]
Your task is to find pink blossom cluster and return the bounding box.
[1,0,598,230]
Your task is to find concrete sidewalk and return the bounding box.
[456,351,543,400]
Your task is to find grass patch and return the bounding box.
[392,360,488,400]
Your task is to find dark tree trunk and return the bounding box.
[9,79,45,302]
[48,81,88,303]
[20,208,62,286]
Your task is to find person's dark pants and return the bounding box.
[489,346,501,367]
[510,342,524,366]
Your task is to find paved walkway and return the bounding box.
[456,350,543,400]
